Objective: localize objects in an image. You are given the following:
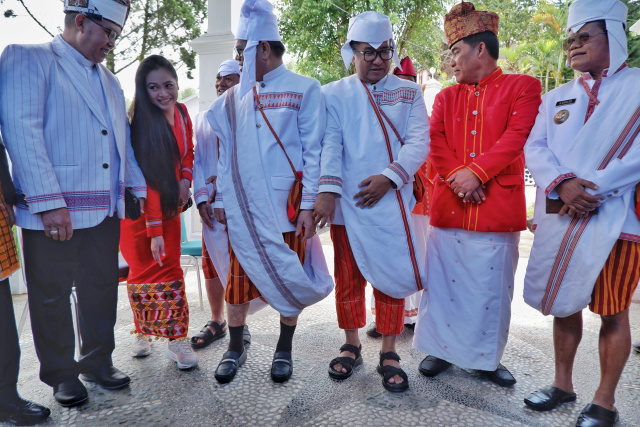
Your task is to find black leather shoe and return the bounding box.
[0,393,51,426]
[53,379,88,407]
[576,403,618,427]
[633,341,640,354]
[480,363,516,387]
[214,348,247,384]
[80,366,130,390]
[524,385,577,411]
[366,322,382,338]
[418,355,451,377]
[271,351,293,383]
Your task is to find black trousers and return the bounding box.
[22,215,120,387]
[0,278,20,395]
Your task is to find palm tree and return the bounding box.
[531,1,570,90]
[526,39,560,93]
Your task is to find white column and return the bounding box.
[189,0,237,113]
[186,0,237,240]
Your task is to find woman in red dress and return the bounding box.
[120,55,197,369]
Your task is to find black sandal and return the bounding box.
[376,351,409,392]
[190,320,227,349]
[243,324,251,346]
[328,344,362,380]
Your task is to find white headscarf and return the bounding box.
[238,0,281,97]
[218,59,241,77]
[64,0,129,28]
[567,0,628,74]
[235,3,249,40]
[340,11,401,72]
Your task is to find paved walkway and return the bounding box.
[5,242,640,426]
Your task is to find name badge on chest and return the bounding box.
[556,99,576,106]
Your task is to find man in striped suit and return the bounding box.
[0,0,146,408]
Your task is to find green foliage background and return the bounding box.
[278,0,640,93]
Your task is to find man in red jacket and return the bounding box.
[412,1,541,387]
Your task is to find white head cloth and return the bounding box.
[340,11,401,72]
[238,0,281,97]
[235,5,249,39]
[218,59,241,77]
[64,0,129,28]
[567,0,628,74]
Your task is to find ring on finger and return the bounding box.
[50,229,59,235]
[458,192,465,198]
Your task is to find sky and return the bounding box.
[0,0,243,98]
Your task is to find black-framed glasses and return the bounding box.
[84,15,119,42]
[234,46,245,59]
[563,31,607,50]
[352,47,394,62]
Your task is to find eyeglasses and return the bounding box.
[234,47,245,59]
[84,15,119,42]
[352,48,394,62]
[563,31,607,50]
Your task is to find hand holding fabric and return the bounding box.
[205,176,217,204]
[313,192,335,228]
[214,208,227,225]
[296,209,315,244]
[354,175,393,208]
[198,202,215,229]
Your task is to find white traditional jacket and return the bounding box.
[524,66,640,316]
[207,64,333,317]
[193,112,218,206]
[320,74,429,298]
[0,35,146,230]
[212,64,322,234]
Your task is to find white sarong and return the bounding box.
[413,227,519,371]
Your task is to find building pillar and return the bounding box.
[189,0,236,112]
[186,0,236,240]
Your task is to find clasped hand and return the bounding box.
[447,169,485,203]
[556,178,601,217]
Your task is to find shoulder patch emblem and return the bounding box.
[554,109,570,124]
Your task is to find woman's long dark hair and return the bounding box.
[130,55,181,218]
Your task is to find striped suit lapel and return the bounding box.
[98,65,125,153]
[52,37,107,128]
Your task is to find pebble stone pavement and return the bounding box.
[5,228,640,427]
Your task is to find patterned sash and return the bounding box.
[540,105,640,315]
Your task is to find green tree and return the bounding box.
[622,0,640,68]
[526,38,560,92]
[2,0,207,78]
[530,0,569,90]
[278,0,446,84]
[499,45,532,74]
[178,87,196,101]
[473,0,539,48]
